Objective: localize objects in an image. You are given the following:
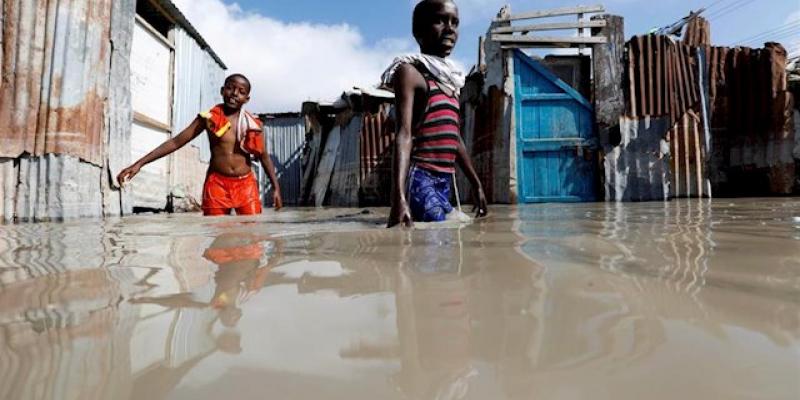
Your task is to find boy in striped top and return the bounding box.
[383,0,488,227]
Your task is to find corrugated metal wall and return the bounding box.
[626,35,700,125]
[328,114,363,207]
[260,116,306,207]
[622,34,796,199]
[360,107,394,206]
[0,0,112,166]
[668,110,707,198]
[0,0,136,222]
[170,27,225,210]
[172,26,224,163]
[0,0,226,221]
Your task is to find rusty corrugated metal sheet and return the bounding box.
[668,110,707,198]
[626,39,797,198]
[0,0,113,167]
[261,115,306,206]
[360,105,394,206]
[706,43,795,195]
[682,16,710,47]
[626,35,700,124]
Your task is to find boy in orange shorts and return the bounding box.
[118,74,282,216]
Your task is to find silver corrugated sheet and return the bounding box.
[170,26,226,210]
[172,27,226,163]
[329,115,363,207]
[260,116,306,206]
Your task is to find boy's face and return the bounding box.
[417,0,459,57]
[221,76,251,110]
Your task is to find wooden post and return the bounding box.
[591,14,625,201]
[478,36,485,72]
[578,13,585,56]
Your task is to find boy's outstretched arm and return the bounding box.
[259,149,282,210]
[455,136,488,218]
[117,116,205,186]
[388,64,422,228]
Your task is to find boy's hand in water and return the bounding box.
[473,186,488,218]
[272,190,283,211]
[388,202,414,228]
[117,163,142,187]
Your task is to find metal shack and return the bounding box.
[301,88,395,207]
[256,112,306,207]
[463,5,797,204]
[0,0,226,222]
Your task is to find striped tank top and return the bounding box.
[411,78,461,174]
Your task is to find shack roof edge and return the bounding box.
[151,0,228,69]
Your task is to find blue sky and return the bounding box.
[175,0,800,112]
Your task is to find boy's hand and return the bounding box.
[117,163,142,187]
[472,187,488,218]
[272,190,283,211]
[388,202,414,228]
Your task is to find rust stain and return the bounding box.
[0,0,112,167]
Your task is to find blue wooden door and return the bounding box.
[514,50,597,203]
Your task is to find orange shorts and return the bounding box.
[202,172,262,216]
[203,242,263,264]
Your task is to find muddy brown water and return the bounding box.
[0,199,798,400]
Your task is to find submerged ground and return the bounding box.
[0,199,798,400]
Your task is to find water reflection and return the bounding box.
[0,201,797,400]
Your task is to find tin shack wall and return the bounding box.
[259,115,306,207]
[0,0,137,222]
[0,0,226,222]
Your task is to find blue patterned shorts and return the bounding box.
[408,166,453,222]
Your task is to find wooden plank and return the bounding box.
[628,41,637,117]
[644,35,656,116]
[133,111,171,132]
[491,34,607,44]
[135,15,174,49]
[491,20,606,34]
[578,13,585,55]
[311,126,341,207]
[498,5,605,21]
[501,43,599,50]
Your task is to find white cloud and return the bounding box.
[174,0,415,112]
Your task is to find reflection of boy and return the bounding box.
[383,0,488,228]
[131,233,280,332]
[117,74,283,216]
[395,228,476,399]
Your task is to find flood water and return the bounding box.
[0,199,798,400]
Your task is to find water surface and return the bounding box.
[0,199,798,400]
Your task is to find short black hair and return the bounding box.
[224,73,251,93]
[412,0,455,40]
